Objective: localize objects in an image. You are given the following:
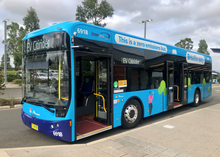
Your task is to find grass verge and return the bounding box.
[0,98,21,108]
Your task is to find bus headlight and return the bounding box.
[51,124,54,129]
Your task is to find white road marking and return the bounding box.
[163,125,175,129]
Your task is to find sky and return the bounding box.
[0,0,220,71]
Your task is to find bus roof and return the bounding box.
[23,21,212,63]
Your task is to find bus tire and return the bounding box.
[191,90,200,107]
[121,99,142,129]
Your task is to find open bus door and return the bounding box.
[94,58,111,125]
[166,61,174,110]
[75,52,112,140]
[182,63,188,105]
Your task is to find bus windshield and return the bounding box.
[23,51,70,108]
[22,31,70,109]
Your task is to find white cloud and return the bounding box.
[105,11,141,33]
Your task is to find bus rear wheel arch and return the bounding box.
[121,99,142,129]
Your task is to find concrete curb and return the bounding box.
[0,104,22,110]
[5,86,22,89]
[0,143,87,151]
[212,86,220,88]
[0,106,10,110]
[14,104,22,108]
[5,83,22,89]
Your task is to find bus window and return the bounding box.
[151,71,163,89]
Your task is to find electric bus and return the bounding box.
[21,21,212,142]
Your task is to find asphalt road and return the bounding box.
[0,86,220,148]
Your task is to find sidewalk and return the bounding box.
[0,82,22,99]
[5,82,21,89]
[0,82,22,110]
[1,103,220,156]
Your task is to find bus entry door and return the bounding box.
[167,61,174,110]
[94,58,111,124]
[182,63,188,105]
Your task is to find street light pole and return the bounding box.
[144,21,146,38]
[3,19,9,84]
[139,19,153,38]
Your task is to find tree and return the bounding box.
[2,7,39,70]
[197,39,210,55]
[76,0,114,27]
[23,7,40,32]
[5,22,19,55]
[3,22,25,70]
[2,22,26,70]
[175,38,193,50]
[1,54,12,70]
[15,27,26,70]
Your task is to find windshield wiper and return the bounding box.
[37,101,55,113]
[21,96,32,104]
[27,101,55,113]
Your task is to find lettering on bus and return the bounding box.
[27,39,50,52]
[92,32,110,40]
[77,28,88,35]
[121,58,142,65]
[115,34,167,53]
[53,131,63,137]
[186,52,205,65]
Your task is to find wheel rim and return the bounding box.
[195,93,199,104]
[124,104,138,123]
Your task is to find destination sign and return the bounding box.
[27,39,52,52]
[23,31,69,54]
[121,57,142,65]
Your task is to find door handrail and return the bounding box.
[174,85,179,101]
[94,93,107,112]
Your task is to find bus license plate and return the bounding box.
[31,123,38,131]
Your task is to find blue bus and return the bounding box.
[21,21,212,142]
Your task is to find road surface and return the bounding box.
[0,86,219,148]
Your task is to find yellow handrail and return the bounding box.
[61,97,68,101]
[58,56,61,100]
[93,93,107,113]
[174,85,179,101]
[95,61,97,117]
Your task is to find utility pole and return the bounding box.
[3,19,9,84]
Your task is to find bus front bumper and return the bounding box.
[21,109,72,142]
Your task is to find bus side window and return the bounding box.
[151,71,163,89]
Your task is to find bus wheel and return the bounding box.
[121,99,142,129]
[191,90,200,107]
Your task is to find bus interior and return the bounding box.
[75,53,112,140]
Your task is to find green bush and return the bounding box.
[7,71,18,75]
[13,79,22,86]
[0,73,5,94]
[218,76,220,83]
[7,74,22,82]
[0,98,21,106]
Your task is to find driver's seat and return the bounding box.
[78,77,93,95]
[78,77,93,106]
